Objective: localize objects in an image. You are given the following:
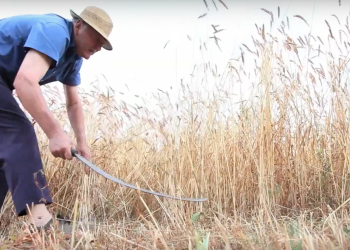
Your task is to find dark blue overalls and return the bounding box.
[0,76,53,216]
[0,13,83,216]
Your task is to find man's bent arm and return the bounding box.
[64,85,86,144]
[14,50,62,139]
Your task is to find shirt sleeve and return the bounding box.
[23,22,69,67]
[60,58,83,86]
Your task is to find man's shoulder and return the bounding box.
[0,13,69,25]
[0,13,71,38]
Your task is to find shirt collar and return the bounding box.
[67,20,76,49]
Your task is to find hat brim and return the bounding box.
[70,9,113,51]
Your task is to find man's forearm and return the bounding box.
[67,101,86,144]
[14,75,62,139]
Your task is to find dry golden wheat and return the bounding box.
[217,0,228,10]
[261,8,274,28]
[211,0,218,11]
[294,15,309,26]
[332,14,340,25]
[2,5,350,250]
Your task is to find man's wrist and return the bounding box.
[76,134,87,144]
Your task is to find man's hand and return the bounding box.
[76,142,91,175]
[49,131,74,160]
[77,142,91,160]
[64,85,91,174]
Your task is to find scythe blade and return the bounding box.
[71,149,208,202]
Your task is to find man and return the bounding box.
[0,6,113,231]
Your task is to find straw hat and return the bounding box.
[70,6,113,51]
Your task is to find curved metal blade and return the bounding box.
[71,149,208,202]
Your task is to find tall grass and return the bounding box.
[2,5,350,250]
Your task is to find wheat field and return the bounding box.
[1,4,350,250]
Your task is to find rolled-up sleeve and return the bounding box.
[23,22,69,67]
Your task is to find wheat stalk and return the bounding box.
[294,15,309,26]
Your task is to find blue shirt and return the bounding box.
[0,13,83,90]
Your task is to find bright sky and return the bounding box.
[1,0,349,109]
